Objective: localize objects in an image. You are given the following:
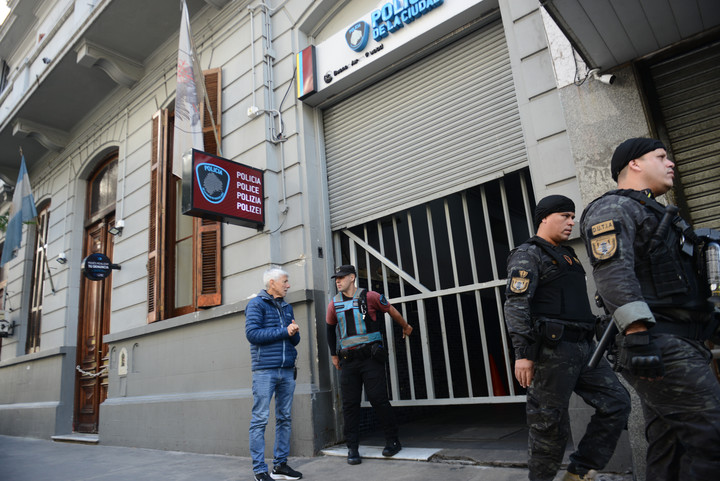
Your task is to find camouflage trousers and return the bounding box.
[621,334,720,481]
[527,339,630,481]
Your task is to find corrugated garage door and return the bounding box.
[649,40,720,229]
[323,20,527,230]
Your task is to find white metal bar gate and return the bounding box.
[333,170,534,406]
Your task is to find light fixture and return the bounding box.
[0,314,16,338]
[109,219,124,237]
[57,252,67,264]
[589,68,616,85]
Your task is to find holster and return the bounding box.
[370,343,388,363]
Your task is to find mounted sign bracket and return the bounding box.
[82,253,121,281]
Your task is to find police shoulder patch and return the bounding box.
[591,220,615,236]
[509,269,532,294]
[590,233,618,260]
[379,294,389,306]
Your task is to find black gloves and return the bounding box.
[616,331,665,379]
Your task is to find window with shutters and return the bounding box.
[147,68,222,322]
[26,202,50,353]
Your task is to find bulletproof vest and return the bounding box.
[334,288,383,349]
[528,238,596,326]
[612,190,708,310]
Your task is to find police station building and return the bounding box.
[0,0,717,458]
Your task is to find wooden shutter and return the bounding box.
[201,68,221,155]
[195,68,222,307]
[147,110,168,322]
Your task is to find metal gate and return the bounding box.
[334,170,534,406]
[323,19,526,231]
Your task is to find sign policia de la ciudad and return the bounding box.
[370,0,444,42]
[296,0,444,101]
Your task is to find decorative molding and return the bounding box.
[204,0,232,8]
[76,39,144,88]
[12,117,69,151]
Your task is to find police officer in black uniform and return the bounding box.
[326,265,413,465]
[581,138,720,481]
[504,195,630,481]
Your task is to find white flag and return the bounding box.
[173,0,204,179]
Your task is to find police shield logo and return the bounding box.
[509,270,530,294]
[590,233,618,260]
[196,163,230,204]
[346,21,370,52]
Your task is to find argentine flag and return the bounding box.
[1,156,38,266]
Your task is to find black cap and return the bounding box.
[611,138,666,181]
[533,195,575,229]
[331,265,356,278]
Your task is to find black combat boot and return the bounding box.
[347,446,361,465]
[382,438,401,457]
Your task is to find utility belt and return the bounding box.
[339,331,383,349]
[560,327,595,342]
[537,319,594,348]
[338,341,386,363]
[650,320,715,341]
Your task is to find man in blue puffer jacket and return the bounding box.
[246,267,302,481]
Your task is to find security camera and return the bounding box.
[42,57,52,64]
[57,252,67,264]
[589,69,616,85]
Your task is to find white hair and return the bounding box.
[263,266,288,289]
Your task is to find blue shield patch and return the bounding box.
[196,163,230,204]
[346,21,370,52]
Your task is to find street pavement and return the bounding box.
[0,434,633,481]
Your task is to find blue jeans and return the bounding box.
[249,367,296,474]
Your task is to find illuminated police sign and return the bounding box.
[182,149,265,229]
[370,0,444,42]
[322,0,444,85]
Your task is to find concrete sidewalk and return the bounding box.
[0,434,633,481]
[0,434,529,481]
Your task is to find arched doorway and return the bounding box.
[74,153,118,433]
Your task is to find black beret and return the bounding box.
[534,195,575,229]
[611,138,666,181]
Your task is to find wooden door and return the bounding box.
[74,154,117,433]
[74,217,114,433]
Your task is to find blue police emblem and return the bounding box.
[346,21,370,52]
[195,163,230,204]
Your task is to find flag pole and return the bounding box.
[181,0,222,158]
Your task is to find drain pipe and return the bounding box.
[247,0,289,214]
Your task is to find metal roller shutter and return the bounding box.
[650,40,720,229]
[323,20,527,230]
